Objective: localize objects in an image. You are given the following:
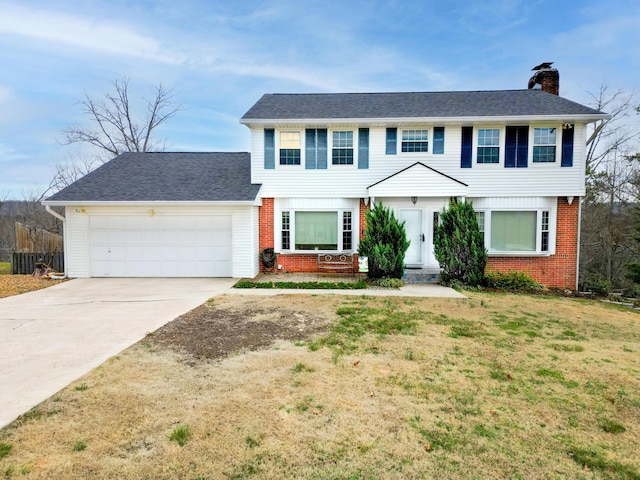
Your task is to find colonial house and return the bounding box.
[44,66,607,288]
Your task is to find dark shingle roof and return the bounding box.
[241,89,605,120]
[45,152,260,203]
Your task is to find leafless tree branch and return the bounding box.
[60,77,181,159]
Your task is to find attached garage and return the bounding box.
[89,214,232,277]
[43,152,262,279]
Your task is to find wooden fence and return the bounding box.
[15,222,64,253]
[11,252,64,275]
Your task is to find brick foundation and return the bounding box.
[486,197,578,289]
[258,198,369,274]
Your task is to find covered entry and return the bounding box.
[367,162,468,269]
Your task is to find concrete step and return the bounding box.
[402,268,442,284]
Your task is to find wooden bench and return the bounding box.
[317,253,354,271]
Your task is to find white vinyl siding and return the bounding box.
[250,124,587,199]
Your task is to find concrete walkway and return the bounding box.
[0,278,235,428]
[228,283,465,298]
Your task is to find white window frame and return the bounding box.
[472,126,503,166]
[277,129,303,167]
[475,209,554,256]
[476,128,501,164]
[278,209,356,253]
[330,129,357,167]
[401,129,429,153]
[531,126,559,164]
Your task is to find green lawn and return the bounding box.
[0,262,10,275]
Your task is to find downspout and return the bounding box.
[45,205,67,279]
[575,197,582,291]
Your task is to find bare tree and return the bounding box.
[61,77,180,159]
[585,85,638,176]
[48,154,102,194]
[581,84,640,291]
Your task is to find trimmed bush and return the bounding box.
[484,270,544,291]
[434,200,487,286]
[358,202,409,279]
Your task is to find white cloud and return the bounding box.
[0,4,177,63]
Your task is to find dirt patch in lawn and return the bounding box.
[146,295,340,361]
[2,293,639,479]
[0,275,67,298]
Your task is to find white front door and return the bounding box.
[399,209,423,266]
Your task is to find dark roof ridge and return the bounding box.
[264,89,537,95]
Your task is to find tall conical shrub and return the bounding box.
[434,200,487,286]
[358,202,409,279]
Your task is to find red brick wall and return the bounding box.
[258,198,274,267]
[486,197,578,289]
[258,198,368,274]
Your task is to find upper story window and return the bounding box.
[477,129,500,164]
[332,131,354,165]
[279,131,301,165]
[533,127,557,163]
[401,129,429,152]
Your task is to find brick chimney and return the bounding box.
[528,62,559,96]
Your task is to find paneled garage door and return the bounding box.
[89,215,232,277]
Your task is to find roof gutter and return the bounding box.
[240,113,610,127]
[44,205,67,279]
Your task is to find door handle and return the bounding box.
[420,234,425,242]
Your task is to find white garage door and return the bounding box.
[89,215,232,277]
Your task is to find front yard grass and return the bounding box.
[1,292,639,479]
[0,262,10,275]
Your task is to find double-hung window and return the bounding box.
[477,129,500,164]
[533,127,557,163]
[281,210,354,252]
[401,129,429,152]
[279,131,301,165]
[332,131,354,165]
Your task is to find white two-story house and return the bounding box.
[44,66,607,288]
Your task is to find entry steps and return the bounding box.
[402,268,442,284]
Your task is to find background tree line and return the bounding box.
[580,85,640,294]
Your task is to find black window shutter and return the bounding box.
[505,126,528,168]
[264,129,275,169]
[317,129,328,169]
[358,128,369,169]
[561,125,574,167]
[305,129,316,169]
[386,128,397,155]
[516,126,529,168]
[461,126,473,168]
[433,127,445,154]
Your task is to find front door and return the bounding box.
[398,209,423,266]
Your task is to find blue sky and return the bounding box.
[1,0,639,199]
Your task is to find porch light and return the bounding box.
[411,196,418,205]
[149,209,155,217]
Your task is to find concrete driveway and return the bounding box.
[0,278,235,428]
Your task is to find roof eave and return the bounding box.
[240,113,610,127]
[42,200,262,207]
